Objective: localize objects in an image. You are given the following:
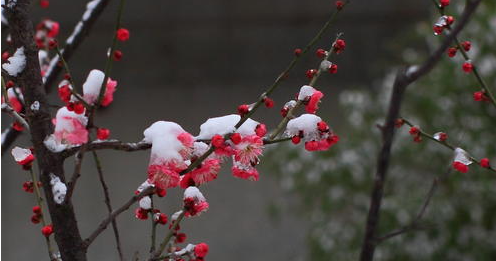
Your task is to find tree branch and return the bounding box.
[359,1,482,260]
[1,0,111,155]
[91,150,124,261]
[375,168,452,243]
[83,187,155,248]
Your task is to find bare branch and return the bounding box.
[359,1,482,260]
[91,150,124,260]
[83,187,155,248]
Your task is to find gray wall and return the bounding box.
[2,0,427,260]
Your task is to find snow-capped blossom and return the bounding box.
[183,187,209,217]
[233,135,263,166]
[433,132,448,142]
[6,87,23,113]
[41,224,53,237]
[480,158,490,168]
[153,212,168,225]
[2,47,26,76]
[328,63,338,74]
[281,100,296,117]
[232,162,259,181]
[11,146,35,166]
[52,106,89,145]
[144,121,192,190]
[433,16,449,35]
[35,19,59,48]
[194,243,209,258]
[135,180,154,195]
[189,159,221,185]
[195,114,260,140]
[298,85,316,100]
[57,80,73,103]
[82,70,117,106]
[297,85,324,114]
[139,196,152,210]
[454,148,473,165]
[50,174,67,204]
[452,148,472,173]
[286,114,337,151]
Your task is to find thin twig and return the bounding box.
[375,168,452,243]
[401,118,496,173]
[269,32,344,140]
[92,150,124,261]
[83,187,155,248]
[29,168,56,261]
[431,0,496,109]
[149,210,185,260]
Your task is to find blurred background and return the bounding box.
[2,0,496,260]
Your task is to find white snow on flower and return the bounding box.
[143,121,188,162]
[173,244,196,257]
[435,15,448,27]
[7,87,24,101]
[284,100,297,109]
[183,186,205,201]
[454,148,473,165]
[54,107,88,133]
[11,146,31,162]
[139,196,152,210]
[2,47,26,76]
[136,180,154,193]
[30,101,40,111]
[320,60,332,71]
[196,114,259,139]
[433,132,443,141]
[286,114,322,139]
[50,174,67,204]
[171,210,183,221]
[43,135,68,152]
[192,141,209,157]
[298,85,316,100]
[82,69,105,104]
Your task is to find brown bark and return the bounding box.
[4,0,87,260]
